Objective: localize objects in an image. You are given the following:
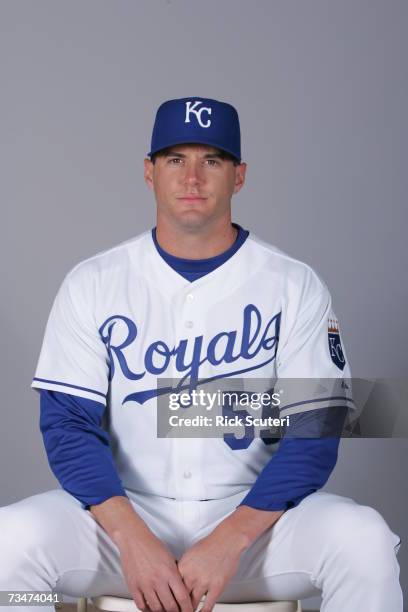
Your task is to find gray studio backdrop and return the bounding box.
[1,1,407,609]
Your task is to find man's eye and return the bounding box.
[206,159,219,166]
[168,157,183,164]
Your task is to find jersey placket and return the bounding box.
[168,285,206,502]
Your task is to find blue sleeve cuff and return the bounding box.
[81,491,129,511]
[236,435,341,512]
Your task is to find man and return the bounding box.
[0,97,402,612]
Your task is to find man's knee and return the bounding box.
[0,490,72,573]
[325,504,401,581]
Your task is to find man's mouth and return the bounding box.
[177,195,207,201]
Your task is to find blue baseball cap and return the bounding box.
[148,97,241,162]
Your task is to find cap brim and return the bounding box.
[147,138,241,162]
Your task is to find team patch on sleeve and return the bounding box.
[328,317,346,370]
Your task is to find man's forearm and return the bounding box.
[213,504,286,551]
[90,497,285,554]
[89,495,153,550]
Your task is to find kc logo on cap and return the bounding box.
[148,96,242,162]
[184,100,212,128]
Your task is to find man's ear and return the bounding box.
[144,158,154,191]
[233,162,247,194]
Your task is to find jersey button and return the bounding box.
[185,320,194,329]
[183,470,192,479]
[186,293,194,301]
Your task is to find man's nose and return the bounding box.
[182,161,203,184]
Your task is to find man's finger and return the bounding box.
[132,589,146,612]
[190,587,206,611]
[155,583,184,612]
[142,589,163,612]
[168,577,194,612]
[200,584,224,612]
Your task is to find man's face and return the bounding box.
[144,144,246,231]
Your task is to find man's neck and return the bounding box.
[155,221,238,260]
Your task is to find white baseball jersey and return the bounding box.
[31,230,355,501]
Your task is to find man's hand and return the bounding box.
[118,530,194,612]
[177,525,248,612]
[89,496,283,611]
[177,504,285,612]
[89,496,193,612]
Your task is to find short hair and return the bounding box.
[150,145,240,166]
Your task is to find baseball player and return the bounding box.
[0,97,403,612]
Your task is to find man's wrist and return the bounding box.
[215,504,286,550]
[89,495,153,550]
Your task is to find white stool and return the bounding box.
[77,595,302,612]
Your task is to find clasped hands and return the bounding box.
[119,518,249,612]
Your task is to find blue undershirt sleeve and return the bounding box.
[39,389,128,511]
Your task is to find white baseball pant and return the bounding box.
[0,487,403,611]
